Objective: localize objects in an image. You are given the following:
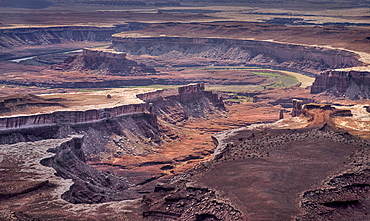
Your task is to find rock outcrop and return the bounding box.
[112,35,362,75]
[0,26,115,48]
[0,103,148,131]
[0,83,228,214]
[137,83,226,124]
[292,99,303,117]
[0,83,223,132]
[79,48,156,75]
[0,23,149,60]
[0,83,222,160]
[142,179,243,221]
[311,70,370,99]
[0,26,114,60]
[40,136,138,204]
[0,136,145,220]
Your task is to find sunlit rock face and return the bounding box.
[112,35,362,75]
[82,49,156,75]
[311,70,370,99]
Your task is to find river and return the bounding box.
[9,50,315,88]
[10,49,83,63]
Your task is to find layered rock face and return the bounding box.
[0,103,148,131]
[137,83,225,124]
[112,35,362,75]
[0,26,115,48]
[292,99,303,117]
[311,70,370,99]
[0,83,227,215]
[81,48,156,75]
[0,23,151,60]
[40,136,138,204]
[0,82,225,167]
[0,83,222,132]
[0,26,115,60]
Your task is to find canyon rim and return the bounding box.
[1,0,370,220]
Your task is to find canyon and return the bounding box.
[112,33,362,76]
[0,83,231,219]
[1,1,370,220]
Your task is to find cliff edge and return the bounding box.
[63,48,156,76]
[311,69,370,99]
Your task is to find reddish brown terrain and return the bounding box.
[1,0,370,221]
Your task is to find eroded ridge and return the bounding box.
[311,69,370,100]
[112,34,362,75]
[0,83,229,220]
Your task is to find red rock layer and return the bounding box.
[311,70,370,99]
[82,49,156,75]
[112,36,362,75]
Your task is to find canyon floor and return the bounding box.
[1,0,370,220]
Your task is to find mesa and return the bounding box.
[1,1,370,220]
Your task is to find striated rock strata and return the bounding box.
[137,83,225,124]
[40,136,139,204]
[0,103,148,131]
[311,69,370,99]
[112,35,362,75]
[0,24,148,60]
[76,48,156,75]
[0,83,226,204]
[0,83,223,132]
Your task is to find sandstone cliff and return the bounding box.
[137,83,225,124]
[0,83,225,163]
[40,136,139,204]
[112,35,362,75]
[311,70,370,99]
[0,23,148,60]
[0,103,148,131]
[0,83,223,132]
[0,83,227,212]
[78,48,156,75]
[0,26,114,60]
[0,26,114,49]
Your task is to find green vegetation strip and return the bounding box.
[120,85,181,90]
[121,68,302,93]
